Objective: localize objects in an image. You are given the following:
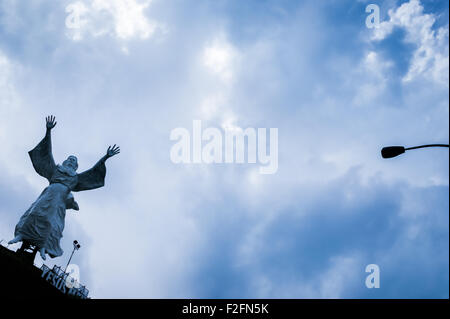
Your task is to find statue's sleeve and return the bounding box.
[28,132,56,181]
[73,159,106,192]
[65,193,79,210]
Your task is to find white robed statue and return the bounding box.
[9,116,120,260]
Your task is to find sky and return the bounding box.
[0,0,448,298]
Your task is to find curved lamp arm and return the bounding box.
[381,144,449,158]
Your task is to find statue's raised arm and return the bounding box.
[28,115,57,182]
[73,144,120,192]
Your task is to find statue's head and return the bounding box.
[62,155,78,172]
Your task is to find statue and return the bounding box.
[8,116,120,260]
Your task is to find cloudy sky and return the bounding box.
[0,0,448,298]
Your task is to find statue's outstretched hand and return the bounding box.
[46,115,57,130]
[106,144,120,158]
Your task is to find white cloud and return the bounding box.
[0,51,30,178]
[65,0,165,42]
[198,35,242,137]
[0,52,16,112]
[353,51,393,106]
[203,35,239,84]
[318,255,360,298]
[371,0,449,85]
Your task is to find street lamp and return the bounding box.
[65,240,81,272]
[381,144,449,159]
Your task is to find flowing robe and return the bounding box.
[14,133,106,258]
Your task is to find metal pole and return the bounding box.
[382,144,449,158]
[65,247,76,273]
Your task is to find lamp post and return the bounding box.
[65,240,81,273]
[381,144,449,159]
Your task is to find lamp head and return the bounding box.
[381,146,405,158]
[73,240,81,249]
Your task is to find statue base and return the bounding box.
[0,244,87,299]
[15,241,38,265]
